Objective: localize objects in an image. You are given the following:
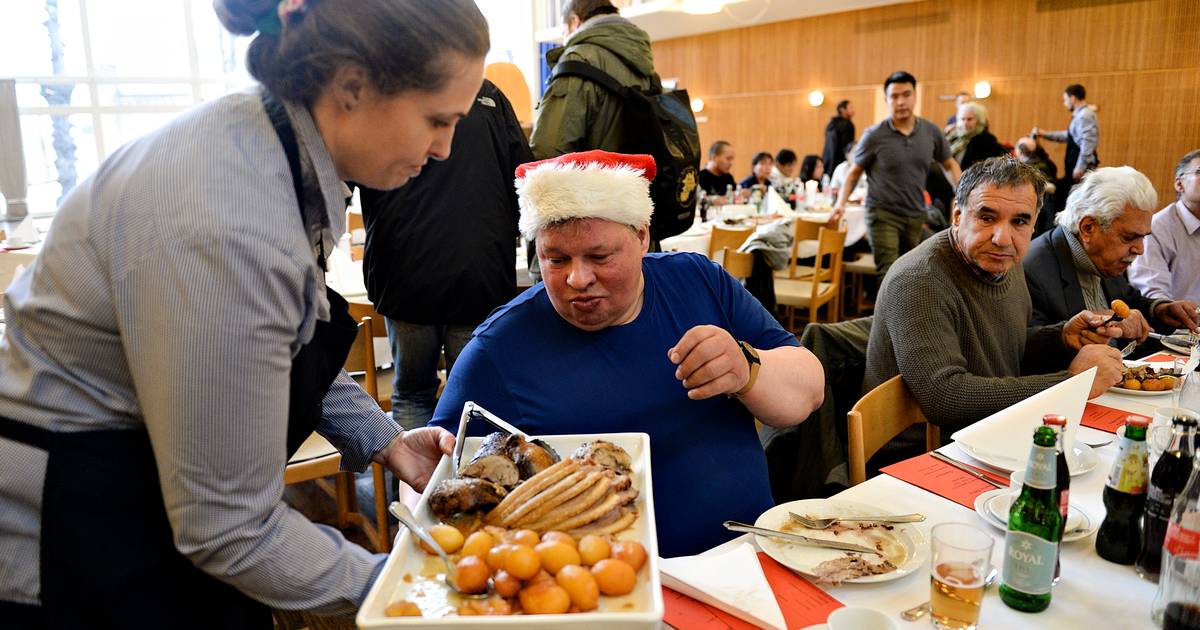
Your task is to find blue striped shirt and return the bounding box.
[0,89,399,612]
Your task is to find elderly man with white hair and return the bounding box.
[1024,166,1200,336]
[428,150,825,557]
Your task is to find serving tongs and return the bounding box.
[451,401,561,472]
[723,521,880,555]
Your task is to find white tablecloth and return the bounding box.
[689,388,1163,629]
[660,206,867,261]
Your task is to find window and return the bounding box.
[4,0,253,215]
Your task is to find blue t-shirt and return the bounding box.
[429,252,800,557]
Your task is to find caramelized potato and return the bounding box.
[1142,378,1164,392]
[535,541,582,575]
[505,544,541,580]
[578,534,611,566]
[591,558,636,596]
[556,564,600,611]
[420,524,464,555]
[454,556,490,594]
[518,581,572,615]
[493,569,521,598]
[1160,375,1178,389]
[542,530,577,548]
[384,600,421,617]
[462,530,496,560]
[611,540,647,572]
[509,529,541,548]
[1111,299,1131,319]
[486,544,515,572]
[1123,378,1142,390]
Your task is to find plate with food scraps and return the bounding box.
[1110,364,1179,396]
[752,499,927,585]
[972,488,1097,542]
[358,417,661,629]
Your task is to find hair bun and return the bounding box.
[213,0,279,36]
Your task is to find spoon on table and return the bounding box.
[388,501,490,599]
[900,567,998,621]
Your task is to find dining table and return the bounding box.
[669,356,1182,629]
[660,205,867,261]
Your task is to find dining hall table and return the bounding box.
[660,205,867,260]
[670,357,1180,629]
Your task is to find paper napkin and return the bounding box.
[660,542,787,630]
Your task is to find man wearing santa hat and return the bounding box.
[430,150,824,557]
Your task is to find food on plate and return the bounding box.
[591,558,636,596]
[1110,299,1131,319]
[535,540,582,575]
[429,477,508,520]
[461,530,496,560]
[578,534,612,566]
[458,454,519,489]
[384,600,422,617]
[504,544,541,580]
[454,555,490,594]
[779,518,908,584]
[420,523,464,554]
[507,528,540,548]
[542,530,577,548]
[518,580,572,614]
[810,554,897,585]
[556,564,600,611]
[493,569,521,598]
[572,440,633,473]
[1115,365,1178,392]
[612,540,648,572]
[467,432,561,482]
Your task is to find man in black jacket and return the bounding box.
[822,100,855,174]
[358,79,533,429]
[1024,166,1199,337]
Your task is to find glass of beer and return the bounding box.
[930,522,994,630]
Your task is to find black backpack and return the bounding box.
[549,60,701,242]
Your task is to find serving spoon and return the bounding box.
[388,501,490,599]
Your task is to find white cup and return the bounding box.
[827,606,896,630]
[1151,408,1199,458]
[1008,469,1025,498]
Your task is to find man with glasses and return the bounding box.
[1129,150,1200,303]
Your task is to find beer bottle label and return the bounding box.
[1164,520,1200,560]
[1025,445,1057,489]
[1058,488,1070,519]
[1105,436,1148,494]
[1002,530,1057,595]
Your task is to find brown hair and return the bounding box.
[562,0,619,22]
[214,0,489,106]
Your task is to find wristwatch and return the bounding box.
[733,340,761,397]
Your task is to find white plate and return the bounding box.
[357,428,662,629]
[972,489,1096,542]
[986,492,1083,532]
[958,442,1098,477]
[1110,385,1173,397]
[1161,335,1196,357]
[753,499,927,585]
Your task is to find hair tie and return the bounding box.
[256,0,307,36]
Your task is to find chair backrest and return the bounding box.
[720,247,754,280]
[783,219,824,279]
[847,374,940,485]
[813,226,845,285]
[347,300,388,339]
[707,225,753,260]
[343,317,379,401]
[347,209,364,234]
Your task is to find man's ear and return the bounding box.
[1078,215,1097,242]
[636,225,650,254]
[951,200,962,227]
[328,64,369,113]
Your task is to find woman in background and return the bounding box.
[0,0,488,627]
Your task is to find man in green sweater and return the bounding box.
[865,157,1128,432]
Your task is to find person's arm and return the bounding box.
[121,232,383,613]
[1037,128,1068,143]
[934,127,960,186]
[834,163,864,212]
[941,157,962,187]
[1072,111,1099,175]
[1127,232,1174,300]
[1153,300,1200,332]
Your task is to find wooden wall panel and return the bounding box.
[652,0,1200,203]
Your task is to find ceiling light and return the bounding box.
[974,81,992,99]
[690,97,705,113]
[681,0,725,15]
[808,90,825,107]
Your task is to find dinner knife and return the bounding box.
[930,451,1007,488]
[723,521,880,555]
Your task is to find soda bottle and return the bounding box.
[1138,416,1198,581]
[1096,415,1150,564]
[1152,455,1200,626]
[999,425,1063,613]
[1042,414,1070,584]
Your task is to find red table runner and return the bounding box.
[881,452,1007,509]
[1082,402,1152,433]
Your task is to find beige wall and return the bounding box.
[651,0,1200,203]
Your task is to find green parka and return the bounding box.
[529,14,657,160]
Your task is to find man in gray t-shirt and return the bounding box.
[834,71,961,277]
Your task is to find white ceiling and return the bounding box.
[623,0,920,42]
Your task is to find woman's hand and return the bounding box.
[374,428,455,492]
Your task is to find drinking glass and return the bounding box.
[930,523,994,630]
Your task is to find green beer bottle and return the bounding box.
[1000,425,1064,612]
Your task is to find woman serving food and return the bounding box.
[0,0,487,626]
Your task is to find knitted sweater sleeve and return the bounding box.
[887,271,1069,432]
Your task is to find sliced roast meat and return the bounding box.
[428,477,507,521]
[510,438,559,480]
[571,440,632,473]
[459,454,520,490]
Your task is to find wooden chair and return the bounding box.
[346,210,365,261]
[719,247,754,280]
[843,252,877,315]
[707,225,753,261]
[774,219,823,280]
[773,226,845,330]
[285,317,391,552]
[346,301,394,412]
[847,375,941,486]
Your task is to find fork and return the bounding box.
[788,511,925,530]
[1118,338,1138,358]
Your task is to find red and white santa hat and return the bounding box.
[515,150,656,240]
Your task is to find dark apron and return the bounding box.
[0,91,359,629]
